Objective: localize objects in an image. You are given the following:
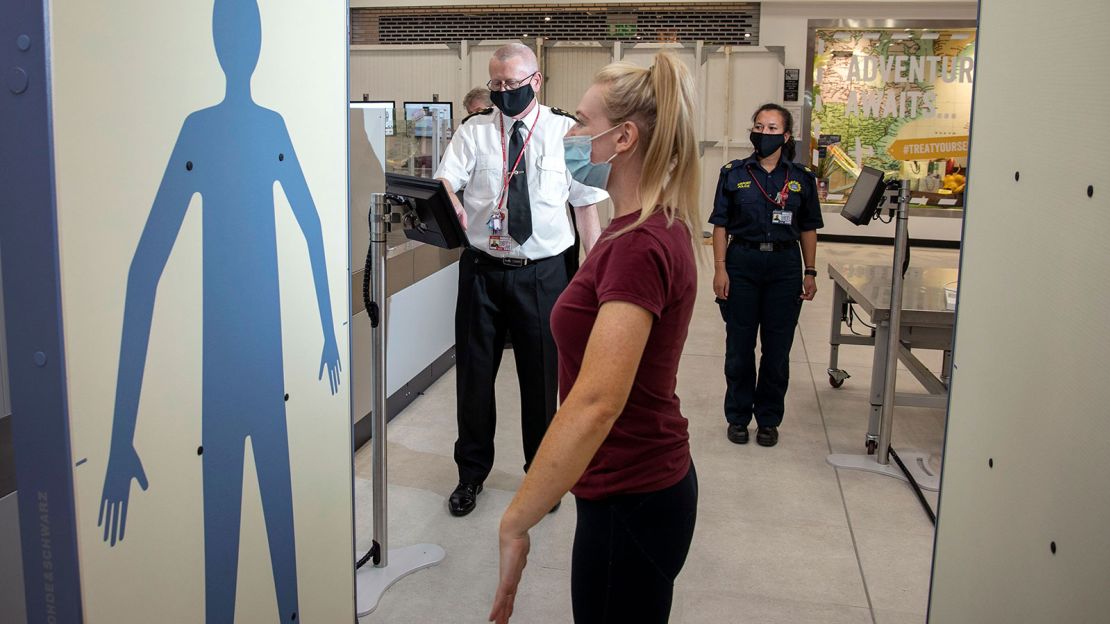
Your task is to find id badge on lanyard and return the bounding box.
[488,111,538,251]
[488,235,513,252]
[748,164,793,225]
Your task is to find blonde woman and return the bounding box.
[488,52,700,624]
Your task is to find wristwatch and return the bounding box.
[804,267,818,277]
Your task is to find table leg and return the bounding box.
[829,282,844,371]
[867,320,889,454]
[827,280,850,388]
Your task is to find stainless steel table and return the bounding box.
[825,263,957,490]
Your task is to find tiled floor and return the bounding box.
[356,242,959,624]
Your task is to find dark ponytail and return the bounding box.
[752,103,796,161]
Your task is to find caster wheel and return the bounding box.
[829,375,845,388]
[866,439,878,455]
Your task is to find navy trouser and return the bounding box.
[718,242,803,428]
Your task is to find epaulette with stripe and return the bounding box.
[549,107,577,121]
[461,107,494,124]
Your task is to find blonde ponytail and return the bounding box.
[594,52,701,248]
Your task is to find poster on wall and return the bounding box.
[810,28,976,206]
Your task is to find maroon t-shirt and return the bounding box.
[551,210,696,500]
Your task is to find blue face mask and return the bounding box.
[563,124,621,189]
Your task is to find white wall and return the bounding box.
[351,45,465,108]
[927,0,1110,620]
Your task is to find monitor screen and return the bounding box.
[350,101,395,136]
[840,166,888,226]
[384,173,467,250]
[404,102,453,138]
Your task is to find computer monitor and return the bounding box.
[840,166,889,226]
[350,101,395,136]
[403,102,453,138]
[384,173,467,249]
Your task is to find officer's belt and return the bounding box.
[468,248,557,268]
[730,239,799,252]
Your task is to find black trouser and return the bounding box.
[565,205,581,279]
[571,463,698,624]
[453,248,566,485]
[719,242,803,428]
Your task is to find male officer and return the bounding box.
[463,86,493,115]
[435,43,605,516]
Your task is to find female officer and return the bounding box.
[709,103,823,448]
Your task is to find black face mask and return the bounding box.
[750,131,787,158]
[490,83,535,118]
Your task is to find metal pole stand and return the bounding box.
[827,180,940,492]
[355,193,445,617]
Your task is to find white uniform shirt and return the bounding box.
[435,104,608,260]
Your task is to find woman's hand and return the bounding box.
[801,275,818,301]
[489,523,531,624]
[713,266,730,300]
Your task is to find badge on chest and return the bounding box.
[772,210,794,225]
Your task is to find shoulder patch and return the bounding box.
[550,107,578,121]
[790,161,818,179]
[461,107,494,124]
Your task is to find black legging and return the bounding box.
[571,463,698,623]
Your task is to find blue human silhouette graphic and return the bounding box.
[97,1,341,621]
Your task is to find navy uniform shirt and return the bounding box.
[708,153,824,242]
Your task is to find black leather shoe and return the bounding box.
[448,483,482,517]
[727,424,749,444]
[756,426,779,447]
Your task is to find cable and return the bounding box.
[889,447,937,525]
[844,303,875,337]
[355,200,391,573]
[356,542,381,570]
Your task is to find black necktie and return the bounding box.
[507,120,532,245]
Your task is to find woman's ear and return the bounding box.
[616,121,640,155]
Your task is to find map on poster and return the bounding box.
[811,29,976,178]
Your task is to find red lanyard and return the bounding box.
[497,109,539,214]
[746,164,791,209]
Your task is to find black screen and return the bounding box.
[384,173,467,249]
[840,166,888,226]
